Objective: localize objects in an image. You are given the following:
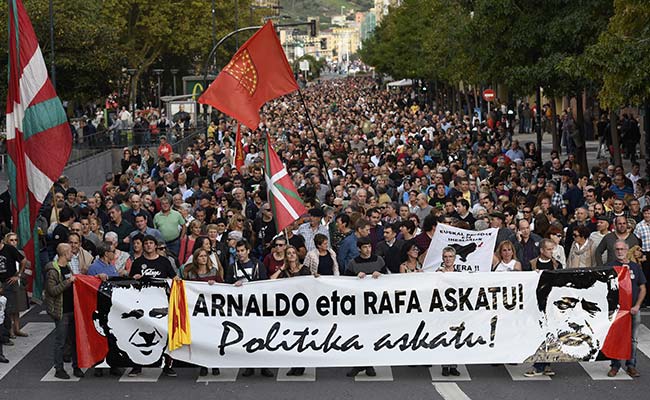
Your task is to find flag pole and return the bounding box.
[50,185,59,222]
[296,89,336,196]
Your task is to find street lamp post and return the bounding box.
[49,0,56,88]
[234,0,239,48]
[170,69,179,96]
[211,0,216,71]
[153,69,164,107]
[126,68,137,114]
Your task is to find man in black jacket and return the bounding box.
[375,223,404,273]
[225,239,272,378]
[345,237,385,378]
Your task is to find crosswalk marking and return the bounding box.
[354,366,393,382]
[433,383,472,400]
[119,368,161,382]
[638,323,650,358]
[41,366,87,382]
[429,365,471,381]
[4,320,649,384]
[504,363,551,381]
[0,322,54,380]
[195,368,239,382]
[276,368,317,382]
[579,361,632,380]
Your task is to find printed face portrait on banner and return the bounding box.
[93,280,170,366]
[527,269,619,362]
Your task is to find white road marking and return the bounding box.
[41,366,87,382]
[579,361,632,380]
[504,363,551,381]
[19,307,32,318]
[637,323,650,358]
[0,322,54,380]
[195,368,239,382]
[433,382,472,400]
[354,366,393,381]
[276,367,316,382]
[429,365,471,381]
[119,368,162,382]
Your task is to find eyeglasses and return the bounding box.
[274,243,286,247]
[237,218,244,222]
[615,248,627,251]
[523,210,531,213]
[553,233,563,238]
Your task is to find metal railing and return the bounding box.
[0,127,205,180]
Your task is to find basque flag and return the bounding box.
[6,0,72,298]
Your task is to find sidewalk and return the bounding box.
[513,131,635,171]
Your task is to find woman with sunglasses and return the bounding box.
[183,247,222,377]
[544,226,567,267]
[270,245,311,376]
[492,240,522,271]
[567,225,597,268]
[399,240,423,273]
[178,220,202,264]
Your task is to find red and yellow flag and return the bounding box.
[168,279,191,351]
[199,21,298,130]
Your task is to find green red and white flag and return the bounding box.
[263,134,307,233]
[6,0,72,297]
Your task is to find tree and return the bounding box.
[576,0,650,109]
[294,55,325,79]
[468,0,613,173]
[0,0,121,106]
[0,0,258,109]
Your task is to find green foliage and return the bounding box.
[469,0,613,97]
[294,54,326,79]
[575,0,650,108]
[0,0,257,105]
[0,0,121,104]
[359,0,436,80]
[360,0,619,101]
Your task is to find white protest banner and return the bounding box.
[422,224,498,272]
[74,268,630,369]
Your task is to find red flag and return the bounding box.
[73,276,107,368]
[234,123,245,172]
[263,134,307,233]
[199,21,298,129]
[601,266,633,360]
[6,0,72,298]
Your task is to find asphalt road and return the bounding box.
[1,305,649,400]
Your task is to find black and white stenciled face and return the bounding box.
[106,286,168,365]
[543,281,610,359]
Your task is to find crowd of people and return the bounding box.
[0,76,646,381]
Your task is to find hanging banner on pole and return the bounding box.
[74,268,630,369]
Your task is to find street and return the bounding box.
[1,305,649,400]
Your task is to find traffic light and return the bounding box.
[310,19,317,37]
[320,38,327,50]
